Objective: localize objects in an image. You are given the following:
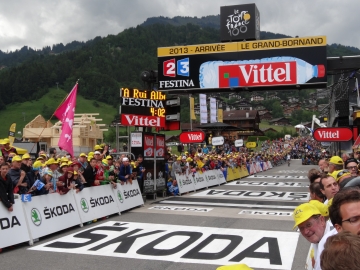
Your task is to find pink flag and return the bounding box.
[54,83,78,157]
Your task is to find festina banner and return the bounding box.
[199,94,208,124]
[210,97,217,123]
[157,36,327,91]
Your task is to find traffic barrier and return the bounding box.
[226,168,236,182]
[176,173,196,194]
[0,181,144,249]
[268,161,273,169]
[204,170,223,186]
[191,171,208,190]
[0,197,31,249]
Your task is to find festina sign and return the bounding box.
[121,114,166,128]
[313,127,353,142]
[179,131,205,143]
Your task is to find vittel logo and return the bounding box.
[145,137,154,146]
[90,196,115,208]
[157,138,164,146]
[188,134,203,141]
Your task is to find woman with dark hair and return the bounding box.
[58,168,74,194]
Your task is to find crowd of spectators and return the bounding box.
[294,151,360,270]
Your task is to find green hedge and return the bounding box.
[247,136,270,142]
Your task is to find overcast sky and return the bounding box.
[0,0,359,52]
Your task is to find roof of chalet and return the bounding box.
[269,117,290,123]
[223,110,258,120]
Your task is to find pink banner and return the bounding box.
[54,84,78,157]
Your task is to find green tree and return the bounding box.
[272,101,284,118]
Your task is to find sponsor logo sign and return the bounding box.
[246,142,257,148]
[80,198,89,213]
[179,131,205,143]
[226,181,308,187]
[157,36,327,91]
[30,208,42,226]
[313,127,353,142]
[144,134,154,158]
[149,206,213,212]
[212,136,224,146]
[247,175,306,179]
[121,114,165,128]
[192,189,309,201]
[29,221,299,270]
[239,210,292,216]
[235,139,243,147]
[156,135,165,158]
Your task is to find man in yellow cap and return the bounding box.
[293,202,331,269]
[77,153,88,173]
[328,156,344,173]
[1,138,18,162]
[8,155,30,194]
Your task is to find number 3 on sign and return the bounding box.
[177,58,189,77]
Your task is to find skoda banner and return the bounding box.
[157,36,327,92]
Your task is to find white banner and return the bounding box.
[192,172,208,190]
[214,169,227,184]
[210,97,217,123]
[199,94,207,124]
[204,170,221,187]
[176,173,195,194]
[0,198,30,248]
[22,191,81,239]
[74,185,120,223]
[235,139,243,147]
[30,221,300,270]
[115,180,144,212]
[212,136,224,146]
[131,133,142,147]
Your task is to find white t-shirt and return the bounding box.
[314,221,337,270]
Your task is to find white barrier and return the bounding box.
[74,185,120,223]
[192,172,208,190]
[116,180,144,212]
[204,170,222,186]
[22,191,81,240]
[0,182,144,249]
[176,173,195,194]
[0,198,31,249]
[267,161,273,169]
[215,169,227,184]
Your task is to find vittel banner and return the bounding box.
[157,36,327,91]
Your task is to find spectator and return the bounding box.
[309,182,326,202]
[8,155,30,194]
[83,158,98,187]
[327,156,343,173]
[319,174,339,204]
[43,158,62,191]
[58,168,84,194]
[0,138,17,162]
[134,155,145,193]
[308,168,321,183]
[122,143,128,152]
[77,153,88,173]
[49,148,57,159]
[0,163,14,212]
[93,150,102,161]
[331,169,352,185]
[171,157,182,180]
[106,155,114,171]
[167,179,179,196]
[116,157,133,184]
[344,158,359,177]
[321,231,360,270]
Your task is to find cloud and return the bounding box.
[0,0,359,52]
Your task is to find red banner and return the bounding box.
[143,134,154,158]
[313,127,352,142]
[179,131,205,143]
[121,114,166,127]
[156,136,165,157]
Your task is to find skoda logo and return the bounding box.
[80,198,89,213]
[31,208,42,226]
[117,190,124,203]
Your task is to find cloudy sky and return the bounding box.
[0,0,359,52]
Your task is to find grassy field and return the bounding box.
[259,120,296,133]
[0,88,117,138]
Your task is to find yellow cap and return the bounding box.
[79,153,87,157]
[216,264,253,270]
[12,155,22,162]
[60,162,69,168]
[102,159,108,166]
[293,203,321,229]
[177,157,182,161]
[309,200,329,217]
[33,161,43,169]
[94,145,102,150]
[186,157,193,162]
[46,158,58,165]
[330,170,351,182]
[3,138,10,144]
[329,156,344,165]
[106,155,113,160]
[40,153,47,158]
[74,171,78,176]
[0,139,5,145]
[67,161,73,166]
[88,151,94,156]
[22,153,31,160]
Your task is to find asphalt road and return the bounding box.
[1,160,316,270]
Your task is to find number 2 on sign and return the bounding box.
[163,59,175,77]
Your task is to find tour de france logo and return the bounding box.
[31,208,42,226]
[117,190,124,203]
[226,9,250,37]
[80,198,89,213]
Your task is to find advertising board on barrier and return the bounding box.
[22,191,81,239]
[0,198,30,249]
[191,172,208,190]
[176,173,195,194]
[227,181,308,187]
[203,170,221,187]
[115,180,144,212]
[30,221,299,270]
[74,185,120,223]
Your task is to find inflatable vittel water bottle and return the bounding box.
[199,57,325,88]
